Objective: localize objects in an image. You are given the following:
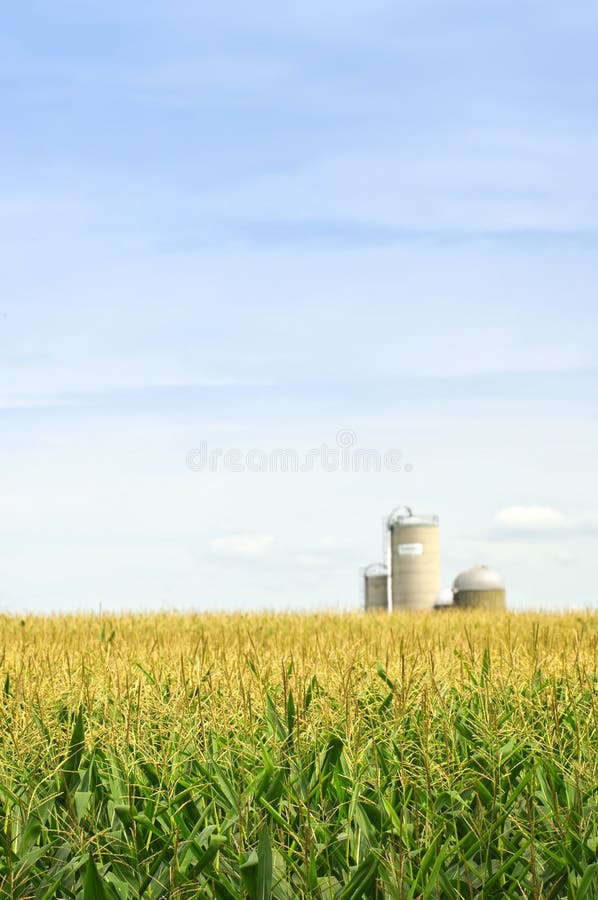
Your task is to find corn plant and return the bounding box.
[0,611,596,898]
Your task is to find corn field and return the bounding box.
[0,611,596,898]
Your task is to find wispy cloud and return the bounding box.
[208,534,276,558]
[492,506,598,539]
[493,506,568,534]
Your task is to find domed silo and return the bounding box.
[388,506,440,611]
[452,565,506,610]
[364,563,389,612]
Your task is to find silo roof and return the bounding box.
[387,506,439,528]
[365,563,388,578]
[452,564,505,592]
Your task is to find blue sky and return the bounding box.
[1,1,597,612]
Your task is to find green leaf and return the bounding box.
[182,834,227,876]
[74,790,93,822]
[257,823,273,900]
[481,646,491,685]
[286,689,296,738]
[336,853,378,900]
[406,833,442,899]
[62,708,85,791]
[304,676,318,711]
[84,851,107,900]
[574,862,598,899]
[376,662,395,691]
[16,816,41,856]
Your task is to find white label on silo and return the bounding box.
[398,543,423,556]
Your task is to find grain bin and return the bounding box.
[364,563,389,612]
[452,565,506,610]
[388,506,440,611]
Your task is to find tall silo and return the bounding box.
[364,563,389,612]
[388,506,440,611]
[453,565,506,610]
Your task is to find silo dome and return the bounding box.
[452,565,506,610]
[452,565,505,593]
[387,506,440,528]
[365,563,388,578]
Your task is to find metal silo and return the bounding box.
[452,565,506,610]
[388,506,440,611]
[364,563,389,612]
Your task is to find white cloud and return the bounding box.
[492,506,598,539]
[493,505,568,534]
[208,533,275,558]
